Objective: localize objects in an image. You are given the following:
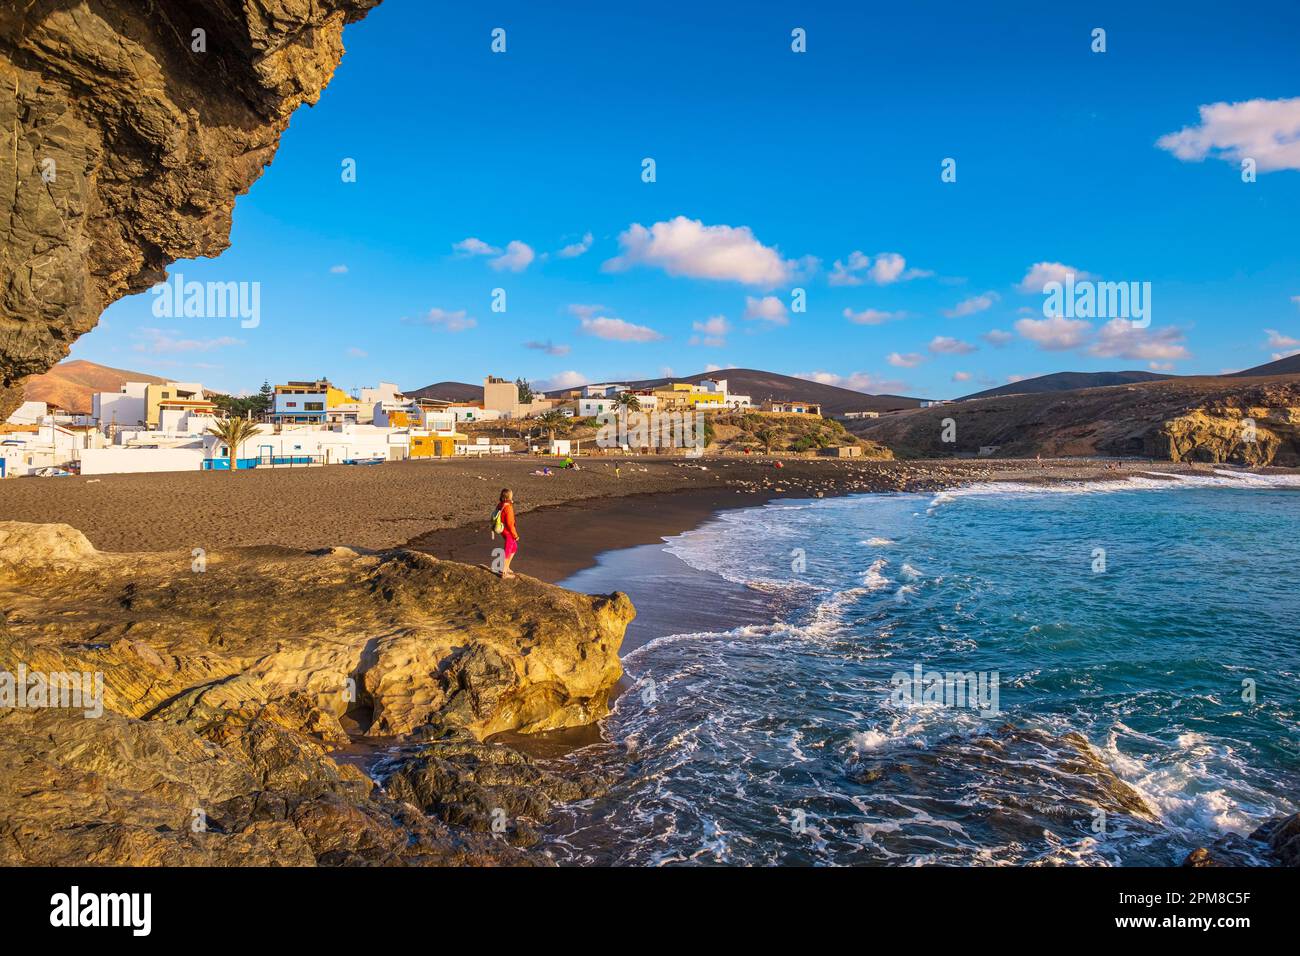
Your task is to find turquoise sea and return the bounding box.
[544,472,1300,865]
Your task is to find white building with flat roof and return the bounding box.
[93,382,149,431]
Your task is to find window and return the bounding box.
[305,402,324,411]
[286,401,297,408]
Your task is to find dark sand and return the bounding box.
[0,454,1234,560]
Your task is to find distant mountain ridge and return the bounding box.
[1229,353,1300,378]
[404,380,483,403]
[542,368,925,415]
[958,354,1300,401]
[959,370,1174,401]
[22,359,167,413]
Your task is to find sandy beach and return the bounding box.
[0,454,1242,579]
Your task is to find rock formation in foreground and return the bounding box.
[0,522,632,865]
[0,0,380,418]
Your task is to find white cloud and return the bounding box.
[579,315,664,342]
[829,251,931,286]
[843,307,904,325]
[929,335,977,355]
[1088,318,1190,362]
[952,371,972,382]
[557,232,594,258]
[1292,295,1300,308]
[944,291,999,318]
[1017,262,1096,294]
[982,329,1014,347]
[743,295,789,326]
[887,352,927,368]
[535,370,588,391]
[132,328,244,354]
[689,315,731,347]
[604,216,795,286]
[1157,97,1300,173]
[329,264,348,274]
[491,240,535,272]
[1263,329,1300,360]
[453,237,535,272]
[346,347,367,358]
[704,363,726,373]
[1149,362,1175,371]
[453,237,500,256]
[525,340,571,356]
[800,370,910,394]
[1015,315,1092,350]
[405,307,477,332]
[567,303,607,319]
[828,251,872,286]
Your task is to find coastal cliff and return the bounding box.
[0,521,632,864]
[852,376,1300,465]
[0,0,380,418]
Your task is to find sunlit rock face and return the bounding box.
[0,521,633,865]
[0,0,380,417]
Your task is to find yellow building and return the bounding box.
[144,382,205,428]
[652,382,727,410]
[408,433,464,458]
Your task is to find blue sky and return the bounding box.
[75,0,1300,399]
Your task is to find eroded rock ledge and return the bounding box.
[0,521,632,865]
[0,0,380,417]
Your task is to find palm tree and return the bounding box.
[207,416,263,473]
[612,391,641,444]
[756,426,778,455]
[535,411,568,443]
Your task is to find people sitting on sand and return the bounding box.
[491,488,520,578]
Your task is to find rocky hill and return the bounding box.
[706,411,892,456]
[1229,353,1300,377]
[852,374,1300,465]
[21,359,166,413]
[405,380,483,403]
[959,370,1173,401]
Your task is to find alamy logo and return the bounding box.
[0,666,103,718]
[150,271,261,328]
[596,411,705,452]
[889,663,1000,717]
[50,886,151,936]
[1042,272,1151,328]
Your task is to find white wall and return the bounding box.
[94,391,146,429]
[79,447,205,475]
[5,401,47,425]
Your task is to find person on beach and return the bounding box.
[492,488,520,578]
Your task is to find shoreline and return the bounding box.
[0,454,1251,558]
[403,457,1262,586]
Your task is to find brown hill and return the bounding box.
[405,381,483,403]
[959,370,1174,400]
[1229,353,1300,377]
[22,359,166,413]
[851,373,1300,466]
[544,368,924,415]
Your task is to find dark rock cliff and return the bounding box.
[0,0,379,417]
